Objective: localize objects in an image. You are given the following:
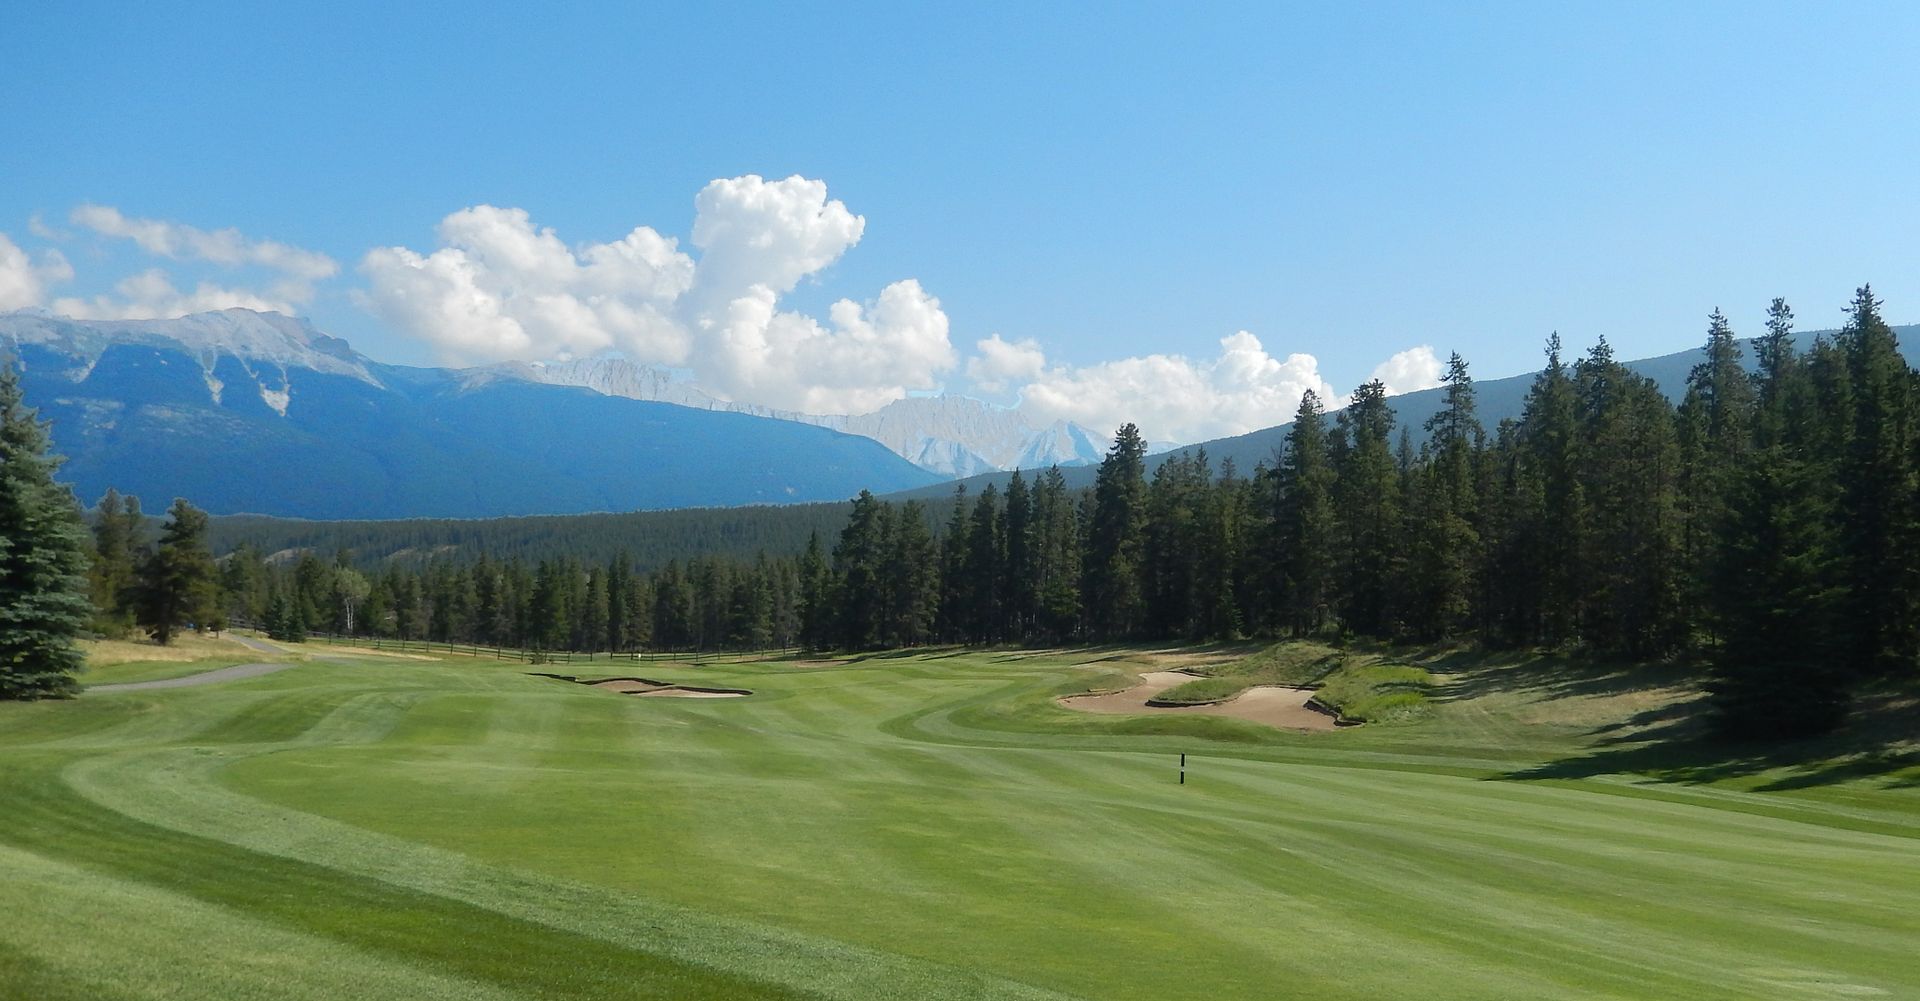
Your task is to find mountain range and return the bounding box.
[10,307,1912,522]
[0,309,948,518]
[489,357,1107,477]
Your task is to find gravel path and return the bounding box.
[88,634,304,693]
[88,660,302,693]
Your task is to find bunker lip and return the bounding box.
[1058,670,1343,731]
[530,673,752,698]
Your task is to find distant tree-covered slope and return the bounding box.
[205,502,858,572]
[886,327,1920,500]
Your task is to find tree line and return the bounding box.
[807,287,1918,736]
[6,287,1915,738]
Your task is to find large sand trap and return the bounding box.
[1059,671,1339,731]
[535,674,752,698]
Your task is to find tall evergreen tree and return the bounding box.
[1334,381,1401,636]
[1278,393,1338,636]
[964,484,1005,642]
[1084,423,1149,640]
[1407,353,1481,639]
[937,486,972,642]
[1676,309,1753,635]
[1031,467,1082,641]
[88,488,144,634]
[0,366,95,698]
[1833,286,1917,676]
[833,491,888,649]
[1708,439,1847,736]
[134,499,219,645]
[881,502,939,646]
[1003,471,1037,639]
[796,533,832,649]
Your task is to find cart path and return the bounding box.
[88,634,313,693]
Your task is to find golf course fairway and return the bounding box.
[2,644,1915,1000]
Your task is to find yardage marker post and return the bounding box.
[1179,752,1186,785]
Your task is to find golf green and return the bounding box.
[1,647,1914,1000]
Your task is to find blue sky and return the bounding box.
[4,2,1917,441]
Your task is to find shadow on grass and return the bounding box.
[1428,646,1696,704]
[1502,682,1920,792]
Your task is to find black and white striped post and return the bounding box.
[1179,752,1186,785]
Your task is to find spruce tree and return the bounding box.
[1833,286,1917,676]
[1708,442,1847,736]
[0,366,95,699]
[796,533,831,649]
[1513,336,1584,646]
[133,499,219,645]
[1279,392,1337,636]
[1573,338,1682,655]
[89,488,143,634]
[832,491,887,649]
[1333,381,1401,637]
[1002,471,1036,639]
[882,502,938,646]
[937,487,971,642]
[1031,467,1082,641]
[1676,309,1753,637]
[1407,353,1481,639]
[1084,424,1148,640]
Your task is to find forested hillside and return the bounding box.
[204,504,858,573]
[891,322,1920,500]
[87,290,1918,736]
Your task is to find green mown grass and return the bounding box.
[1,642,1916,999]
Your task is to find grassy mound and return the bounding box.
[1146,676,1245,705]
[1311,660,1433,723]
[1149,641,1431,722]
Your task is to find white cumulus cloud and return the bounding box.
[71,204,338,282]
[1369,344,1443,396]
[1015,331,1336,445]
[698,279,953,414]
[356,206,693,364]
[358,175,958,414]
[0,234,73,311]
[966,333,1047,393]
[53,269,297,320]
[689,174,865,300]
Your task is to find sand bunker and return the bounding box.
[534,673,752,698]
[1059,671,1340,731]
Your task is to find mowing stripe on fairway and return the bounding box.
[3,649,1916,1000]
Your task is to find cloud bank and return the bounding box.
[53,269,297,321]
[71,204,339,282]
[11,207,339,320]
[1011,331,1338,444]
[357,174,954,413]
[6,186,1462,444]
